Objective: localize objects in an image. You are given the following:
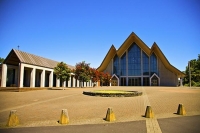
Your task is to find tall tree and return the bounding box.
[54,62,71,88]
[104,72,111,86]
[74,61,91,87]
[0,57,4,64]
[99,72,105,87]
[183,54,200,86]
[90,68,99,87]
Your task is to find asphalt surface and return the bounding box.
[158,115,200,133]
[0,115,200,133]
[0,120,146,133]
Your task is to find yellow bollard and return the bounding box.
[59,109,69,124]
[105,107,116,122]
[177,104,186,115]
[7,110,19,126]
[145,106,154,118]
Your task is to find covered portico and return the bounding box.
[0,49,76,88]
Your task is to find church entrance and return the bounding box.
[151,75,158,86]
[111,76,118,86]
[128,77,141,86]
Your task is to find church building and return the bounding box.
[97,32,185,86]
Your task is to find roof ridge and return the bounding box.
[13,49,59,63]
[12,49,74,69]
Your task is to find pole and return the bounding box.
[188,61,191,87]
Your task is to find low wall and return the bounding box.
[0,87,50,92]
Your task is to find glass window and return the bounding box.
[128,77,141,86]
[150,53,158,75]
[143,77,149,86]
[120,53,126,76]
[113,55,119,76]
[128,43,141,76]
[120,77,126,86]
[142,52,149,75]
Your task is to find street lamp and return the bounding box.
[188,61,191,87]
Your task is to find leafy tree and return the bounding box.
[90,68,100,87]
[0,57,4,64]
[74,61,91,87]
[54,62,71,88]
[99,72,105,86]
[98,72,112,87]
[104,72,111,86]
[183,54,200,86]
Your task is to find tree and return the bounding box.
[0,57,4,64]
[90,68,99,87]
[74,61,91,87]
[183,54,200,86]
[98,72,112,87]
[54,62,71,88]
[104,72,111,86]
[99,72,105,86]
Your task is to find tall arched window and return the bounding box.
[150,53,158,75]
[113,55,119,76]
[143,52,149,75]
[120,53,126,76]
[128,43,141,76]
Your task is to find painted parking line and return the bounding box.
[0,93,80,113]
[142,87,162,133]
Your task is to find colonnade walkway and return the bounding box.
[0,87,200,133]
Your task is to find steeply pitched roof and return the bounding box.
[97,32,185,77]
[3,49,74,69]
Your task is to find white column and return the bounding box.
[30,68,36,87]
[56,77,60,87]
[96,81,98,87]
[19,64,24,87]
[40,69,45,87]
[63,80,66,87]
[68,76,71,87]
[49,71,53,87]
[77,80,79,87]
[180,77,183,86]
[91,80,93,87]
[1,64,7,87]
[84,82,86,87]
[91,81,93,87]
[73,77,75,87]
[87,81,89,87]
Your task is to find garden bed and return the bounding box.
[83,90,142,97]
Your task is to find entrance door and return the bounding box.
[111,80,117,86]
[151,76,158,86]
[111,76,118,86]
[128,77,141,86]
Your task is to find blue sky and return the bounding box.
[0,0,199,71]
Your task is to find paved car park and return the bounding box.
[0,87,200,132]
